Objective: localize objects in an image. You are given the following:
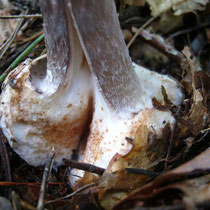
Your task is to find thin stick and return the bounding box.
[125,168,162,177]
[0,181,63,186]
[63,159,105,175]
[136,30,185,64]
[0,131,12,199]
[200,128,210,133]
[0,33,44,84]
[0,14,26,58]
[46,182,97,204]
[169,22,210,39]
[37,152,55,210]
[0,43,28,72]
[0,14,42,19]
[0,132,12,182]
[11,191,21,210]
[164,125,176,171]
[127,15,158,48]
[21,31,43,43]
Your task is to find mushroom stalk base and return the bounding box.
[71,64,183,181]
[0,56,92,166]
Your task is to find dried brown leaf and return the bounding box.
[98,119,171,209]
[169,174,210,209]
[114,149,210,209]
[181,46,208,134]
[184,89,208,134]
[173,0,209,15]
[145,0,209,16]
[0,10,18,44]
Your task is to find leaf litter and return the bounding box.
[0,0,209,209]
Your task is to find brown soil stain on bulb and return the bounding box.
[2,64,92,158]
[67,104,72,108]
[43,105,91,149]
[85,125,105,162]
[9,71,31,118]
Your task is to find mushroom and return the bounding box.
[0,0,183,177]
[68,0,183,179]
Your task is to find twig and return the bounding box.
[0,181,63,186]
[0,14,42,19]
[127,15,159,48]
[0,131,12,199]
[63,159,105,175]
[11,191,21,210]
[136,30,185,64]
[0,33,44,85]
[20,199,36,210]
[169,22,210,39]
[164,125,176,171]
[200,127,210,133]
[186,168,210,179]
[0,12,26,59]
[0,132,12,183]
[21,31,43,43]
[46,182,98,204]
[0,43,29,73]
[37,152,55,210]
[125,168,162,177]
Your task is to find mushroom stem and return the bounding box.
[68,0,183,180]
[69,0,143,113]
[39,0,84,94]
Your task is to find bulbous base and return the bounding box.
[0,56,92,166]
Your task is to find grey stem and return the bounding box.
[39,0,71,89]
[69,0,143,113]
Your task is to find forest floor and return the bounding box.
[0,0,210,209]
